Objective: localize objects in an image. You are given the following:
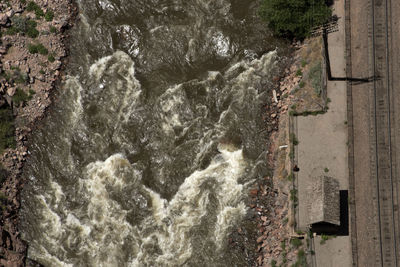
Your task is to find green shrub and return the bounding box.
[28,44,38,54]
[5,27,17,35]
[8,17,38,38]
[49,26,57,33]
[290,238,302,248]
[12,88,32,106]
[320,234,336,244]
[293,249,307,267]
[26,1,38,11]
[271,259,277,267]
[0,108,15,153]
[48,54,55,62]
[26,1,44,18]
[26,27,39,38]
[287,172,294,181]
[45,10,54,21]
[0,164,7,185]
[37,44,48,55]
[28,43,48,55]
[0,192,7,211]
[310,61,322,95]
[296,69,303,76]
[290,133,299,145]
[39,69,45,74]
[301,59,307,67]
[35,8,44,18]
[299,81,305,88]
[259,0,332,39]
[290,189,298,203]
[324,167,329,173]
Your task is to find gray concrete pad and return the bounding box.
[314,236,352,267]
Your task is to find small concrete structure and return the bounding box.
[308,176,340,226]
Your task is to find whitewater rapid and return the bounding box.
[20,0,285,266]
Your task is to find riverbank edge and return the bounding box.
[249,37,325,266]
[0,1,78,266]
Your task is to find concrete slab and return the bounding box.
[314,236,352,267]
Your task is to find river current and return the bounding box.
[19,0,287,266]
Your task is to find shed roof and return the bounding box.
[308,176,340,226]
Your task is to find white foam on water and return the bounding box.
[64,76,84,126]
[139,146,247,265]
[211,31,231,57]
[158,84,191,134]
[24,45,280,266]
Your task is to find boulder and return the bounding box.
[6,87,15,97]
[5,10,14,18]
[0,14,9,26]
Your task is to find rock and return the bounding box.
[54,60,62,70]
[0,13,9,26]
[6,87,15,97]
[250,188,258,196]
[5,10,14,18]
[271,113,277,118]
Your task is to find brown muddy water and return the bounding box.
[19,0,289,266]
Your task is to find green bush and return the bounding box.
[26,27,39,38]
[37,44,48,55]
[26,1,38,11]
[290,133,299,145]
[310,61,322,95]
[45,10,54,21]
[26,1,44,18]
[28,43,48,55]
[0,108,15,153]
[296,69,303,76]
[35,8,44,18]
[290,238,302,248]
[287,172,294,181]
[5,27,18,35]
[48,54,55,62]
[0,164,7,185]
[259,0,332,39]
[299,81,305,88]
[49,26,57,33]
[293,249,307,267]
[28,43,38,54]
[12,88,33,106]
[8,17,38,38]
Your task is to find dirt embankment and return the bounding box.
[0,0,77,266]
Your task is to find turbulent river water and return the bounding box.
[19,0,287,266]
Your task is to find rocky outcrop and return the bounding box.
[0,0,77,266]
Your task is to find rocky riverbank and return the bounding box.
[0,0,76,265]
[246,38,323,267]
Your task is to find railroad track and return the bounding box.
[371,0,399,265]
